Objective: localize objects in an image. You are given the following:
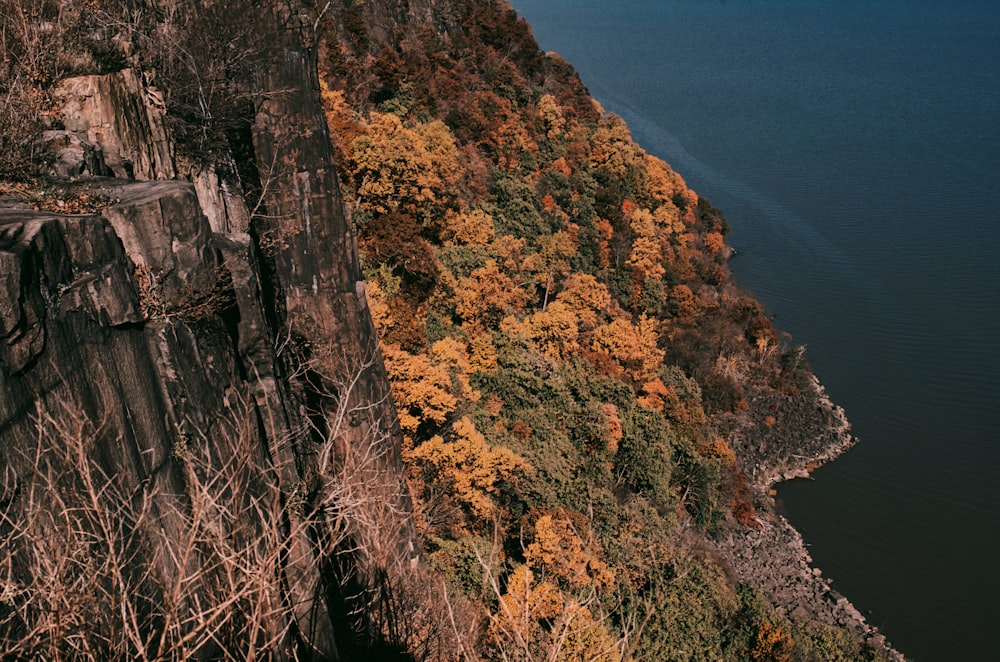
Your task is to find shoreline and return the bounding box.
[714,376,907,661]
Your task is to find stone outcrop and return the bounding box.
[53,69,175,181]
[715,509,904,660]
[48,69,251,235]
[33,129,111,179]
[249,7,421,652]
[186,160,251,234]
[731,374,859,486]
[1,5,419,656]
[0,180,336,655]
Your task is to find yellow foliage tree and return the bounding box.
[637,378,671,412]
[700,438,738,467]
[319,79,363,166]
[497,565,564,624]
[627,235,666,282]
[591,315,665,382]
[518,301,581,361]
[590,114,645,177]
[520,230,578,307]
[429,336,480,403]
[467,330,499,373]
[704,230,727,256]
[553,602,623,662]
[490,565,564,659]
[441,208,496,245]
[350,112,461,220]
[628,207,656,238]
[492,117,538,169]
[408,417,530,522]
[537,93,567,141]
[382,335,482,435]
[492,234,528,272]
[525,514,614,589]
[653,200,687,238]
[490,567,623,662]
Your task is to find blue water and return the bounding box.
[509,1,1000,659]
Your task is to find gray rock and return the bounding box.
[186,159,251,234]
[34,130,110,179]
[53,70,175,181]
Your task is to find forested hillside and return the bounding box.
[0,0,895,659]
[315,3,892,659]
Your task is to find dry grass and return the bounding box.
[0,338,479,660]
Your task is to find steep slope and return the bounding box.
[316,0,904,659]
[0,0,902,660]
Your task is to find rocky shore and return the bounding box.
[715,376,907,661]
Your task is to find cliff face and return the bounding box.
[0,1,422,658]
[0,182,335,657]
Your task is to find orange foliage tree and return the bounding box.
[525,514,614,589]
[591,315,665,382]
[350,112,461,222]
[382,343,459,434]
[407,416,530,525]
[555,273,613,332]
[455,260,530,330]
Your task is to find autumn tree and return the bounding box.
[350,112,461,223]
[509,300,581,361]
[440,208,496,246]
[590,114,645,178]
[645,154,698,219]
[520,229,578,307]
[753,621,795,662]
[554,273,613,332]
[591,315,665,382]
[455,260,530,330]
[670,284,699,322]
[537,93,567,141]
[407,416,530,529]
[525,513,614,589]
[382,343,459,435]
[360,210,440,305]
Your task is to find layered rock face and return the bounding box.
[52,69,175,181]
[0,15,418,659]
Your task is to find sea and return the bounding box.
[508,1,1000,659]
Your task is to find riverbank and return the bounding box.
[714,376,906,660]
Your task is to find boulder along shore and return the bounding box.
[715,375,907,661]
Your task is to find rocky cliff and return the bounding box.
[1,1,424,658]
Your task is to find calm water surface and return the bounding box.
[510,1,1000,659]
